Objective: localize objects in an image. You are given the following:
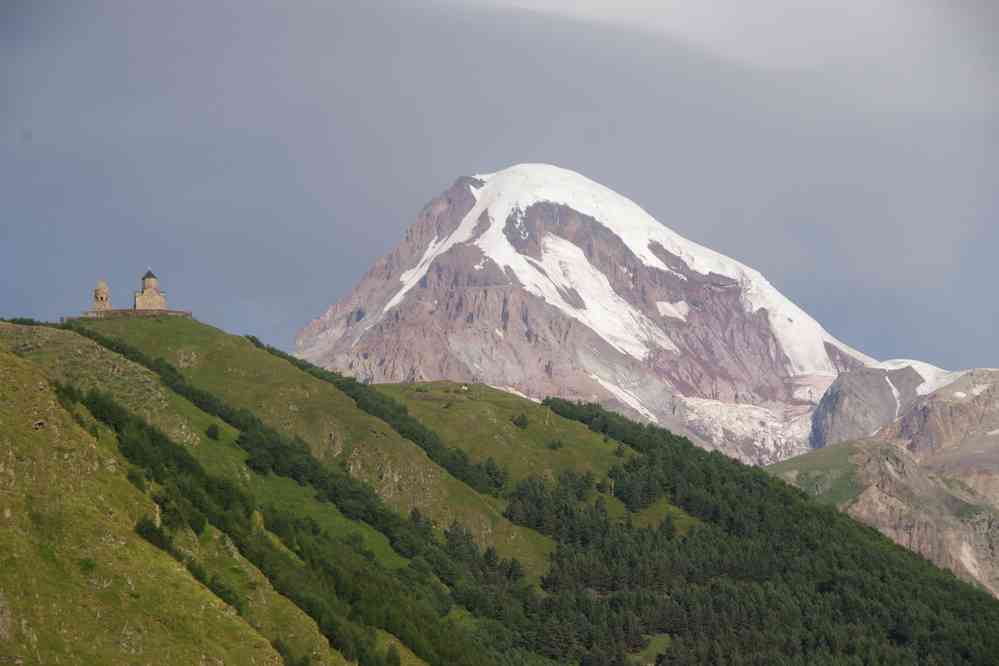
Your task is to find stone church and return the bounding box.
[79,269,191,319]
[133,270,168,310]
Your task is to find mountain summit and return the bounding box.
[297,164,954,464]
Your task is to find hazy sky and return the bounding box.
[2,0,996,369]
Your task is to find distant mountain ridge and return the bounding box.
[297,163,976,464]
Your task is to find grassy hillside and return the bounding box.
[380,381,628,480]
[382,381,697,533]
[768,439,865,508]
[74,316,554,576]
[0,322,404,571]
[0,349,285,665]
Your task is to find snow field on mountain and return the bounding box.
[875,359,967,395]
[384,163,870,375]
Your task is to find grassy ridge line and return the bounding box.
[245,336,509,496]
[66,385,500,666]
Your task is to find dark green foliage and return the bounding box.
[206,423,220,440]
[0,317,52,326]
[77,557,97,575]
[245,335,510,495]
[546,439,563,451]
[135,515,173,552]
[534,398,999,664]
[126,467,147,492]
[512,413,529,429]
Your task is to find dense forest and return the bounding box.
[21,318,999,664]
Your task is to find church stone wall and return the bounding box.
[134,288,167,310]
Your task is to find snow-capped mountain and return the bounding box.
[297,164,965,464]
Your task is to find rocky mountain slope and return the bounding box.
[299,164,899,464]
[774,368,999,595]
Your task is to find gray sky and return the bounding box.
[2,0,996,369]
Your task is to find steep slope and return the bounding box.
[298,163,877,464]
[0,349,285,665]
[73,316,555,576]
[771,438,999,596]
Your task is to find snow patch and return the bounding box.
[488,384,540,403]
[590,374,659,423]
[988,429,999,437]
[384,235,449,312]
[517,235,679,357]
[656,300,690,321]
[875,359,967,396]
[885,375,901,419]
[971,384,991,397]
[953,391,968,399]
[494,328,504,339]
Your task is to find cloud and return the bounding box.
[452,0,998,110]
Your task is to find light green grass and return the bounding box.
[632,497,698,535]
[380,381,632,482]
[768,441,864,508]
[628,633,672,665]
[0,350,284,665]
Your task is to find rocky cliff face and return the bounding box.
[851,442,999,596]
[775,438,999,597]
[298,164,878,464]
[810,366,923,449]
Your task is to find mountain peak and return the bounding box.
[299,165,887,463]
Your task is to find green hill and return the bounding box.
[0,349,287,665]
[3,316,999,665]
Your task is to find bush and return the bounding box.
[546,439,563,450]
[206,423,220,440]
[78,557,97,575]
[127,467,147,492]
[512,413,529,429]
[135,516,173,552]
